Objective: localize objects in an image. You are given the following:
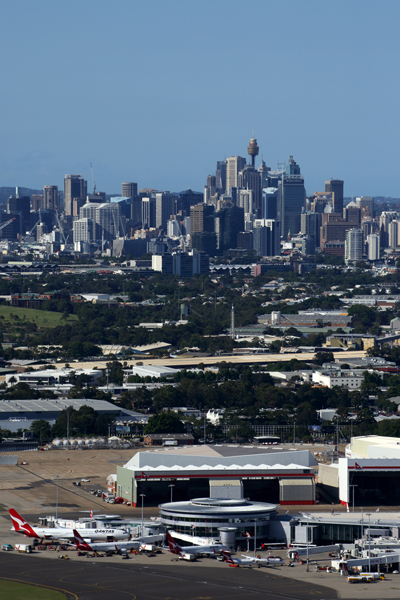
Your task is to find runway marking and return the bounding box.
[0,576,79,600]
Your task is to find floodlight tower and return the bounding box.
[230,304,235,339]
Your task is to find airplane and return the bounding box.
[222,550,285,568]
[9,509,130,542]
[167,532,225,557]
[72,529,141,553]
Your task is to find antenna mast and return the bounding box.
[90,162,96,195]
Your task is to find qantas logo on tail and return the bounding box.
[167,532,182,555]
[222,550,236,565]
[9,509,38,537]
[73,529,92,551]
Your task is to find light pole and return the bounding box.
[253,518,258,557]
[306,519,310,572]
[140,493,146,538]
[168,484,175,503]
[349,484,358,512]
[361,507,364,554]
[55,475,59,522]
[366,513,371,572]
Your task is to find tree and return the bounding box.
[30,419,52,442]
[315,351,334,366]
[144,412,185,434]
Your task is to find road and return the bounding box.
[56,350,366,370]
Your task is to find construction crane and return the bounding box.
[0,217,16,237]
[90,162,96,195]
[55,212,68,245]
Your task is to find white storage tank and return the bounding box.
[69,439,77,447]
[271,311,281,325]
[76,438,85,446]
[52,439,62,447]
[84,438,93,446]
[62,438,69,446]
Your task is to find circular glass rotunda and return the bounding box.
[159,497,277,543]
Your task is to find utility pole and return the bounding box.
[230,304,235,339]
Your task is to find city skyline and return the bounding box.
[1,0,399,197]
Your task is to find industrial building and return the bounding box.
[319,435,400,507]
[0,398,148,433]
[114,444,317,507]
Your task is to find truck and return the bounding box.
[15,544,32,553]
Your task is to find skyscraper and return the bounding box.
[214,206,244,253]
[277,157,306,238]
[301,210,319,248]
[325,179,344,215]
[190,204,214,235]
[226,156,246,192]
[156,192,174,231]
[253,219,280,256]
[122,182,138,198]
[7,195,30,235]
[64,175,87,216]
[43,185,59,211]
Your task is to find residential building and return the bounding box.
[367,233,380,260]
[73,218,93,243]
[345,228,363,263]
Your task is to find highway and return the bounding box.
[57,350,367,370]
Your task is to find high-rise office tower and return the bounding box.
[277,157,306,238]
[345,229,363,263]
[379,211,398,248]
[301,210,319,248]
[31,194,44,211]
[253,219,280,256]
[43,185,59,211]
[7,195,30,235]
[122,182,138,198]
[190,204,214,235]
[96,203,120,242]
[367,233,380,261]
[156,192,174,231]
[214,206,244,253]
[215,160,227,193]
[238,165,262,216]
[226,156,246,192]
[141,197,156,228]
[64,175,87,216]
[258,158,270,189]
[262,188,278,219]
[325,179,344,215]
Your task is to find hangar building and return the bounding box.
[319,435,400,507]
[115,444,317,507]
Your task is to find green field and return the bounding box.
[0,580,67,599]
[0,305,77,328]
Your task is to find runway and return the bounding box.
[0,553,337,600]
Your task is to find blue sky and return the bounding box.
[1,0,399,198]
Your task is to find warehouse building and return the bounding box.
[115,445,317,507]
[0,398,148,433]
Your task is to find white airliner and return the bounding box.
[222,550,285,567]
[9,509,130,541]
[73,529,141,553]
[167,532,225,557]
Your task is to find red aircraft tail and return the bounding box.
[222,550,237,566]
[8,509,38,537]
[73,529,92,551]
[167,532,182,555]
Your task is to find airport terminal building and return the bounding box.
[115,444,317,507]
